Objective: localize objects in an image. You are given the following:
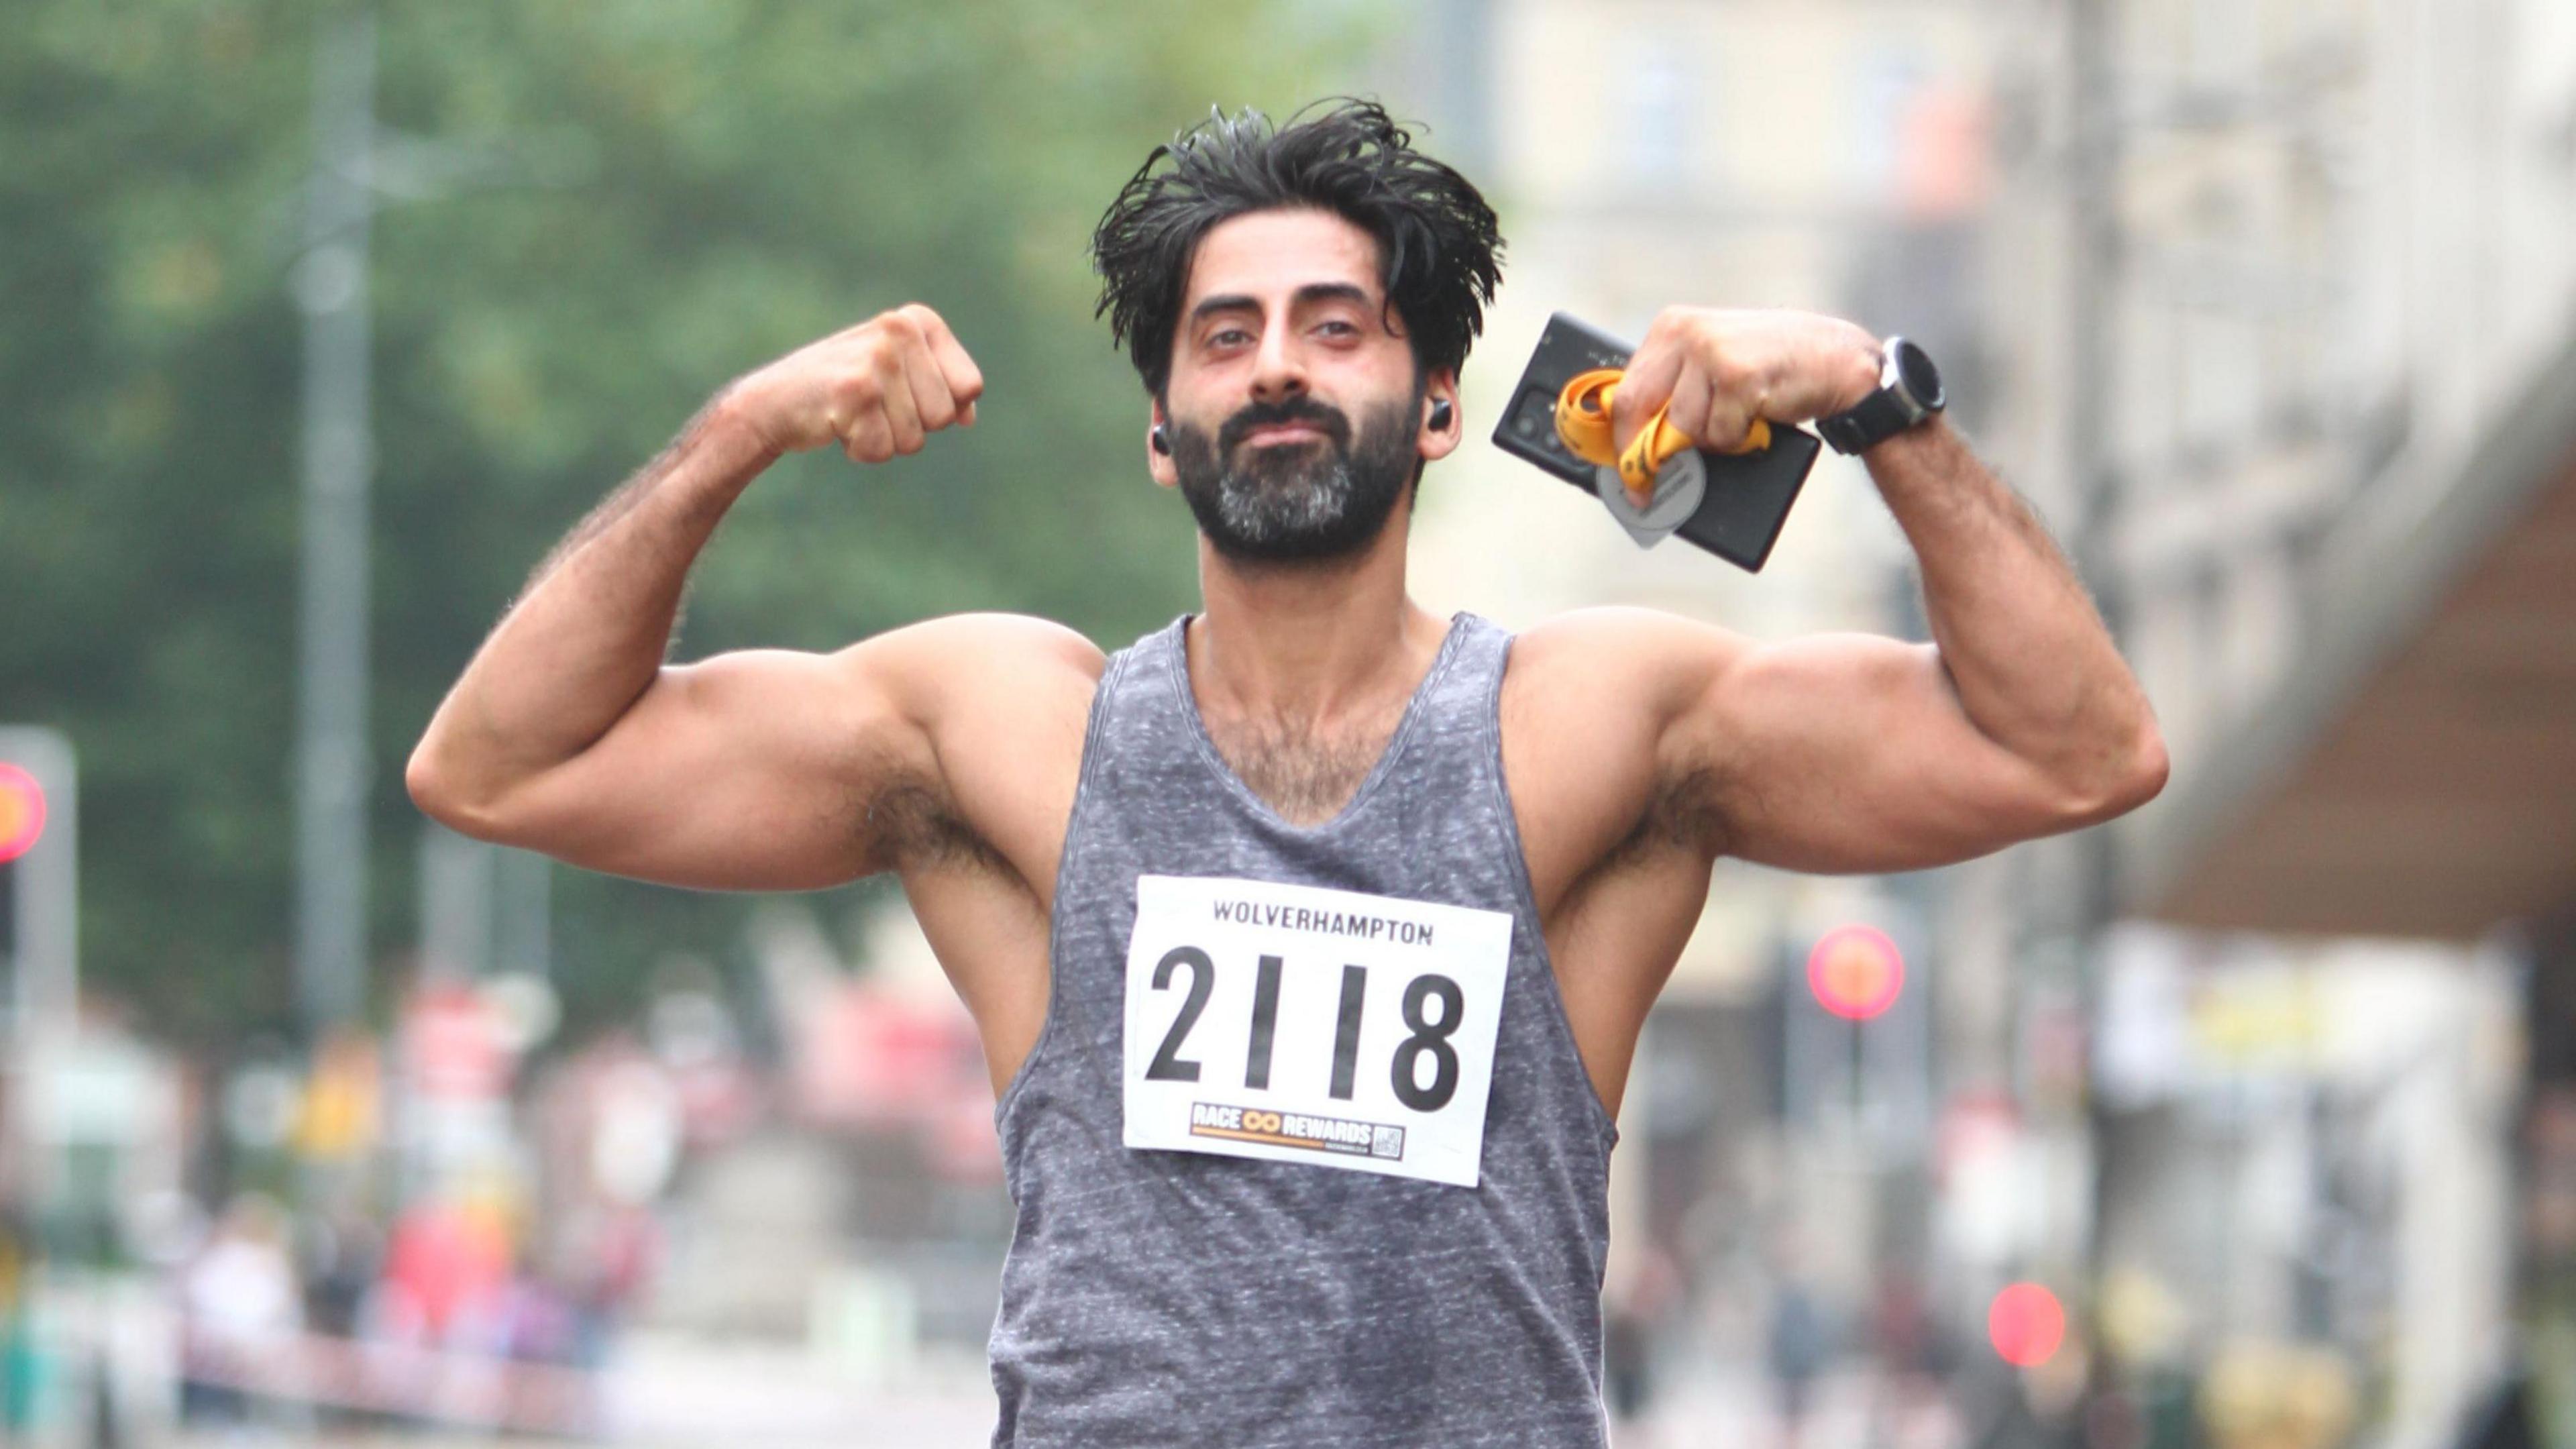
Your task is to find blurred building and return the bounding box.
[1391,0,2576,1445]
[1968,1,2576,1448]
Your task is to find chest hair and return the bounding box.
[1205,709,1406,827]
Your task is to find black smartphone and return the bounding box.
[1491,311,1821,572]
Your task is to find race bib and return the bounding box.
[1121,874,1513,1189]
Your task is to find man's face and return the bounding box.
[1152,208,1447,564]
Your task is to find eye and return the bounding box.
[1208,326,1252,348]
[1316,319,1359,337]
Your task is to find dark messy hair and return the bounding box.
[1090,98,1505,399]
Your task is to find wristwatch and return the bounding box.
[1818,336,1944,455]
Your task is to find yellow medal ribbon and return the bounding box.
[1554,368,1772,502]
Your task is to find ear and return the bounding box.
[1418,368,1464,465]
[1146,398,1178,490]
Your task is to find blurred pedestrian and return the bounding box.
[300,1201,382,1342]
[375,1193,511,1353]
[1870,1267,1959,1449]
[2,1208,36,1436]
[1770,1275,1833,1449]
[178,1194,303,1426]
[1606,1240,1684,1431]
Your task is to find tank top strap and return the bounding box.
[1394,610,1511,763]
[1071,615,1201,800]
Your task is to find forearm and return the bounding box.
[1865,419,2161,802]
[411,390,779,809]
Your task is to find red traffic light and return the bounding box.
[0,763,45,864]
[1988,1282,2065,1366]
[1806,924,1903,1020]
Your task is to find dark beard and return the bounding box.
[1167,388,1420,564]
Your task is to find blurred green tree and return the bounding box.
[0,0,1384,1044]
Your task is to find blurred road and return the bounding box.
[160,1336,1002,1448]
[1617,1362,1958,1449]
[151,1348,1947,1449]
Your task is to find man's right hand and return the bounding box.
[723,304,987,463]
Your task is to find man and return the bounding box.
[409,100,2165,1446]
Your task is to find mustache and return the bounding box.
[1216,396,1351,455]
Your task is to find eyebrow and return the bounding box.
[1187,281,1377,329]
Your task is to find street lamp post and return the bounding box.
[288,6,581,1041]
[292,0,380,1042]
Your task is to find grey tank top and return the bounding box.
[988,611,1619,1448]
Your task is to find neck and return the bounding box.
[1187,502,1446,730]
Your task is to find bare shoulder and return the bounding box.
[1504,603,1752,737]
[1499,606,1758,904]
[842,610,1106,756]
[843,611,1105,901]
[852,611,1107,696]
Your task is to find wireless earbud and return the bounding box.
[1150,423,1171,455]
[1428,398,1454,431]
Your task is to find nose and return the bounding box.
[1248,318,1309,405]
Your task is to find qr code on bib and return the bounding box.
[1371,1125,1405,1159]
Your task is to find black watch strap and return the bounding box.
[1819,388,1913,455]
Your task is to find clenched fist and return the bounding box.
[724,304,986,464]
[1609,307,1884,458]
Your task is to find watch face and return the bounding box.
[1892,338,1944,410]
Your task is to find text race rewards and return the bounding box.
[1122,875,1514,1189]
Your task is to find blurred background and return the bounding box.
[3,0,2573,1444]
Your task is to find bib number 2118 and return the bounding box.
[1144,949,1465,1111]
[1120,875,1514,1189]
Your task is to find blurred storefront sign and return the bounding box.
[2093,925,2505,1103]
[405,981,511,1102]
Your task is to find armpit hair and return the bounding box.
[861,775,1014,878]
[1603,763,1731,869]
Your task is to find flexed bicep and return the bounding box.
[1690,633,2103,874]
[452,643,928,891]
[426,614,1099,893]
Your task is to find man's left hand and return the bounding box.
[1609,307,1885,456]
